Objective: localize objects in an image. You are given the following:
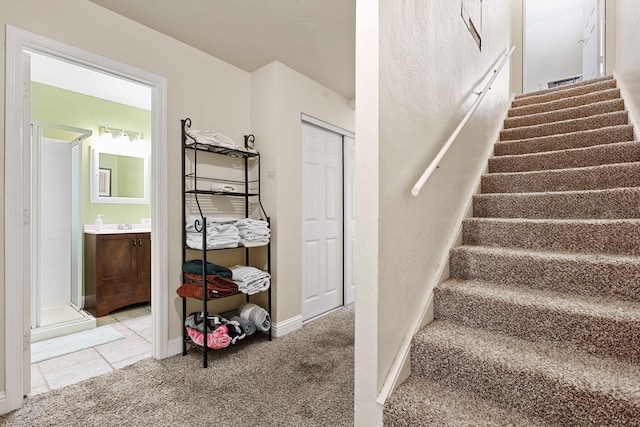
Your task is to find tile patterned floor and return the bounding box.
[30,304,151,396]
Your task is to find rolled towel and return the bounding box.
[239,302,271,332]
[229,315,256,336]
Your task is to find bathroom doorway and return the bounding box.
[4,26,168,409]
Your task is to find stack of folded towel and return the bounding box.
[239,302,271,332]
[186,127,257,154]
[185,215,240,249]
[235,218,270,247]
[231,265,271,295]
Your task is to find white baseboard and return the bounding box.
[166,338,183,358]
[0,392,6,416]
[272,315,303,337]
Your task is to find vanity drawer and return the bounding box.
[98,281,140,301]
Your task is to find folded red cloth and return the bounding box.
[177,273,239,299]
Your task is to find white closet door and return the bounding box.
[344,136,356,305]
[301,123,343,320]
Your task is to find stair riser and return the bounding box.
[511,80,617,108]
[473,189,640,219]
[481,163,640,194]
[514,76,613,100]
[509,88,621,117]
[449,248,640,302]
[488,142,640,173]
[494,125,634,156]
[411,339,640,426]
[503,99,625,129]
[434,286,640,363]
[462,219,640,256]
[500,111,628,142]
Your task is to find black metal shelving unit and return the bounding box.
[180,118,272,368]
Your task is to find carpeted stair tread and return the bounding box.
[481,162,640,194]
[462,217,640,255]
[384,376,551,427]
[435,278,640,363]
[473,186,640,219]
[488,141,640,173]
[511,79,617,108]
[494,124,634,156]
[514,76,613,100]
[503,98,625,129]
[508,88,621,117]
[449,245,640,302]
[499,110,628,141]
[411,321,640,426]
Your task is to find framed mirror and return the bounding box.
[90,145,150,204]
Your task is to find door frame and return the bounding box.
[300,114,356,321]
[4,26,169,413]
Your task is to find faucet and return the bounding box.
[118,223,133,230]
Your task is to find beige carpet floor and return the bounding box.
[0,306,354,427]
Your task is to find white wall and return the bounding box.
[0,0,252,398]
[525,0,584,92]
[355,1,512,425]
[250,61,355,326]
[615,0,640,134]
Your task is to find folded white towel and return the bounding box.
[186,232,240,250]
[186,128,257,154]
[211,183,238,193]
[239,239,269,248]
[235,218,269,228]
[231,265,271,294]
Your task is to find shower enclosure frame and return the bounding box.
[30,121,94,342]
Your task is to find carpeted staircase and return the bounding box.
[384,76,640,426]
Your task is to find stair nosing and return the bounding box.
[500,111,629,142]
[438,278,640,322]
[508,88,621,117]
[494,124,634,148]
[490,140,640,162]
[504,98,624,125]
[414,320,640,396]
[483,160,640,178]
[451,244,640,264]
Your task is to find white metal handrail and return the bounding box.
[411,45,516,196]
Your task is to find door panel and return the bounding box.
[582,0,603,80]
[301,123,343,320]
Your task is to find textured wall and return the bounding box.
[615,0,640,133]
[355,0,512,425]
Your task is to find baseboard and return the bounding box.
[0,392,6,416]
[167,337,183,358]
[272,315,303,337]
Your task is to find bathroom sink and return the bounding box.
[84,224,151,234]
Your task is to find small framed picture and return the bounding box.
[98,168,111,197]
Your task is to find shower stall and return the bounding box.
[30,122,96,343]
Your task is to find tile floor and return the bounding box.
[30,304,152,396]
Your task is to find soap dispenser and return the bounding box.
[95,214,104,231]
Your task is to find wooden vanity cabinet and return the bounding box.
[84,232,151,317]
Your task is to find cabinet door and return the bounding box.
[136,233,152,283]
[96,234,137,286]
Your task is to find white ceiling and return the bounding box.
[88,0,356,100]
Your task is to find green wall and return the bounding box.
[31,82,151,225]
